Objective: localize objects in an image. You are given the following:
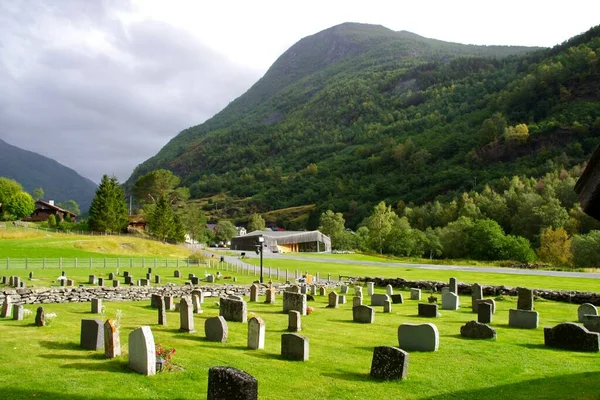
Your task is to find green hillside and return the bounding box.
[127,22,600,227]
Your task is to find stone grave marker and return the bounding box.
[391,294,403,304]
[1,297,12,318]
[146,273,152,280]
[327,292,339,308]
[124,276,132,285]
[353,296,362,307]
[179,296,195,332]
[206,275,215,283]
[88,275,96,284]
[281,333,309,361]
[12,304,23,321]
[418,303,439,318]
[98,278,104,287]
[461,320,496,339]
[247,316,265,350]
[158,296,167,326]
[80,319,104,350]
[371,293,390,307]
[476,299,496,314]
[12,277,21,287]
[140,279,150,286]
[192,290,204,314]
[91,298,102,314]
[228,294,244,301]
[478,302,493,324]
[264,288,276,304]
[188,273,195,280]
[250,284,259,302]
[370,346,409,380]
[310,285,317,296]
[220,297,247,323]
[383,300,392,313]
[112,280,120,287]
[300,285,307,295]
[449,277,458,294]
[288,310,301,332]
[340,285,348,294]
[35,306,45,326]
[191,277,200,285]
[517,288,534,311]
[165,296,175,311]
[584,315,600,333]
[108,272,114,280]
[508,309,538,329]
[205,316,228,343]
[386,284,394,296]
[353,305,375,323]
[578,303,598,323]
[19,281,25,288]
[174,270,181,278]
[151,294,161,308]
[207,366,258,400]
[471,283,483,312]
[366,282,375,296]
[104,319,121,358]
[28,271,33,279]
[123,271,130,278]
[441,291,459,310]
[283,291,306,316]
[318,287,326,296]
[128,326,156,375]
[339,294,347,305]
[60,278,66,287]
[410,288,421,301]
[397,323,439,352]
[155,275,161,284]
[355,286,363,296]
[544,322,600,352]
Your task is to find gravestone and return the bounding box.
[207,366,258,400]
[441,291,459,310]
[112,280,120,287]
[174,270,181,278]
[281,333,309,361]
[35,306,45,326]
[123,271,130,278]
[508,309,538,329]
[410,288,421,301]
[366,282,375,296]
[371,293,390,307]
[289,285,301,294]
[370,346,409,380]
[386,284,394,296]
[418,303,439,318]
[28,271,33,279]
[220,297,247,323]
[227,294,244,301]
[355,286,363,296]
[247,316,265,350]
[11,277,20,288]
[191,277,200,285]
[517,288,534,311]
[288,310,301,332]
[264,288,276,304]
[179,296,195,332]
[383,300,392,313]
[104,319,121,358]
[140,279,150,287]
[151,294,161,308]
[88,275,96,284]
[60,278,66,287]
[340,285,348,294]
[155,275,161,284]
[1,297,12,318]
[544,322,600,352]
[188,273,195,280]
[19,281,24,288]
[158,296,167,326]
[460,320,496,339]
[339,294,347,305]
[449,277,458,294]
[108,273,114,280]
[12,304,23,321]
[318,287,326,296]
[205,316,228,343]
[98,278,104,287]
[283,292,306,316]
[578,303,598,322]
[471,283,483,312]
[477,299,496,314]
[192,290,204,314]
[353,305,375,323]
[353,296,362,307]
[91,298,102,314]
[584,315,600,333]
[207,275,215,283]
[478,302,493,324]
[165,296,175,311]
[397,323,439,352]
[128,326,156,375]
[80,319,104,350]
[327,292,339,308]
[146,273,152,280]
[1,276,6,284]
[310,285,317,296]
[124,276,132,285]
[250,284,259,302]
[391,294,404,304]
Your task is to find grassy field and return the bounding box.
[0,289,598,399]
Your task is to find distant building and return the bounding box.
[206,223,217,232]
[24,200,77,222]
[236,226,247,236]
[127,215,146,232]
[230,230,331,253]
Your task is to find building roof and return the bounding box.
[239,230,331,246]
[36,200,78,217]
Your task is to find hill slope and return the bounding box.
[0,139,97,212]
[127,22,600,227]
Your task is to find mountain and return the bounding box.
[127,22,600,228]
[0,139,97,212]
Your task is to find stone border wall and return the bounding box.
[360,277,600,306]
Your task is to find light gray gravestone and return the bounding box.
[281,333,309,361]
[310,285,317,296]
[327,292,339,308]
[165,296,175,311]
[353,305,375,323]
[300,285,307,295]
[91,298,102,314]
[128,326,156,375]
[383,300,392,313]
[250,284,259,302]
[391,294,403,304]
[318,287,326,296]
[584,315,600,333]
[179,296,195,332]
[471,283,483,312]
[418,303,439,318]
[386,284,394,296]
[449,277,458,294]
[12,304,23,321]
[1,297,12,318]
[104,319,121,358]
[192,290,204,314]
[207,366,258,400]
[247,316,265,350]
[544,322,600,352]
[264,288,276,304]
[410,288,421,301]
[397,323,439,352]
[371,293,390,307]
[517,288,534,311]
[220,297,247,323]
[353,296,363,307]
[441,291,459,310]
[283,291,306,315]
[460,320,496,339]
[578,303,598,322]
[205,316,228,343]
[478,302,493,324]
[158,296,167,326]
[88,275,96,284]
[80,319,104,350]
[288,310,301,332]
[366,282,375,296]
[174,270,181,278]
[340,285,348,294]
[508,309,539,329]
[355,286,363,296]
[35,306,45,326]
[370,346,409,380]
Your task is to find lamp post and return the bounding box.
[256,236,264,283]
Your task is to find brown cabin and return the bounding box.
[127,215,147,232]
[24,200,77,222]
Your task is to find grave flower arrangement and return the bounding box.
[45,312,57,326]
[155,342,176,371]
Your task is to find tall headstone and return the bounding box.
[151,294,161,308]
[164,296,175,311]
[104,319,121,358]
[340,285,348,294]
[508,309,538,329]
[283,292,306,316]
[327,292,339,308]
[353,305,375,323]
[35,306,45,326]
[410,288,421,301]
[584,315,600,333]
[355,286,363,297]
[353,296,362,307]
[128,326,156,375]
[220,297,247,323]
[158,296,167,326]
[155,275,161,284]
[97,278,104,287]
[247,316,265,350]
[478,302,493,324]
[88,275,97,284]
[517,288,534,311]
[471,283,483,312]
[397,323,439,352]
[544,322,600,352]
[80,319,104,350]
[264,288,276,304]
[449,277,458,294]
[281,333,309,361]
[207,367,258,400]
[370,346,409,381]
[250,284,259,302]
[366,282,375,296]
[578,303,598,323]
[205,316,228,343]
[192,290,204,314]
[112,280,120,287]
[310,285,317,296]
[441,291,459,310]
[12,304,23,321]
[1,297,12,318]
[318,287,326,296]
[179,296,195,332]
[386,285,394,296]
[288,310,301,332]
[383,300,392,313]
[91,298,102,314]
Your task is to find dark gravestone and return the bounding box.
[370,346,409,380]
[418,303,439,318]
[158,296,167,326]
[108,273,115,280]
[478,302,493,324]
[544,322,600,352]
[460,320,496,339]
[191,276,200,285]
[207,366,258,400]
[35,307,45,326]
[123,271,130,278]
[390,294,404,304]
[155,275,161,284]
[80,319,104,350]
[124,276,133,285]
[281,333,309,361]
[517,288,534,311]
[151,294,161,308]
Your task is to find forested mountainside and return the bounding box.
[0,139,97,212]
[127,22,600,228]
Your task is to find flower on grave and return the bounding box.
[306,306,315,315]
[155,343,176,370]
[45,312,57,326]
[23,308,32,317]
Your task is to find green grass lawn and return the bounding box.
[0,289,598,399]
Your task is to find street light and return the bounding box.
[255,236,264,283]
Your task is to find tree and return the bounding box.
[572,231,600,268]
[47,214,57,228]
[171,214,186,243]
[319,210,353,250]
[88,175,129,233]
[5,191,35,218]
[214,220,237,243]
[150,196,175,241]
[537,227,572,266]
[181,203,208,244]
[134,169,189,206]
[365,201,397,254]
[0,177,22,205]
[247,213,266,232]
[57,200,80,215]
[32,188,44,201]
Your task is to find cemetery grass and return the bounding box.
[0,290,599,399]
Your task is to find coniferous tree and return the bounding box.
[150,196,174,241]
[88,175,128,233]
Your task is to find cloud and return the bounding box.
[0,0,261,183]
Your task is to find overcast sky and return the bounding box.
[1,0,599,184]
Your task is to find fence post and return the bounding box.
[130,258,132,268]
[165,259,167,268]
[176,259,179,268]
[6,257,9,270]
[104,258,106,268]
[75,257,78,268]
[154,258,157,268]
[117,258,120,269]
[26,258,28,269]
[90,257,92,269]
[41,257,45,269]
